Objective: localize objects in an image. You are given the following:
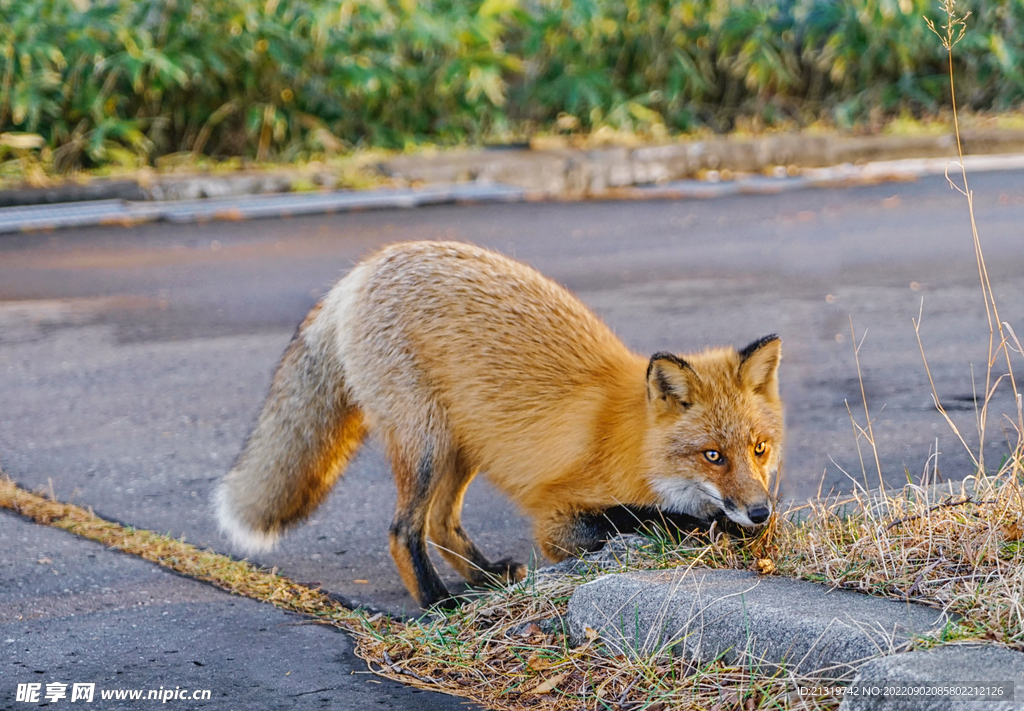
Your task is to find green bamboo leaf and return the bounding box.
[479,0,519,18]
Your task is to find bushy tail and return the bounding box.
[215,308,366,553]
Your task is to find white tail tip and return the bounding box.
[213,483,280,554]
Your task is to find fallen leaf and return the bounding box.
[518,623,542,637]
[526,652,557,672]
[1002,522,1023,541]
[531,672,568,694]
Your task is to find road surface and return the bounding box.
[2,172,1022,619]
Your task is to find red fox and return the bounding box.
[215,241,783,608]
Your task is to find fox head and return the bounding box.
[643,335,783,527]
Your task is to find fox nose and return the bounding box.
[748,505,771,524]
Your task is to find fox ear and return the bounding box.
[738,335,781,396]
[646,353,694,407]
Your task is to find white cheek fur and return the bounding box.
[649,476,723,520]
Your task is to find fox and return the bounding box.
[215,240,783,609]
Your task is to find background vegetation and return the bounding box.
[2,0,1023,169]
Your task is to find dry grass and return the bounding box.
[0,475,371,631]
[349,471,1024,711]
[772,475,1024,647]
[356,562,836,711]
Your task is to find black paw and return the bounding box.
[489,556,527,582]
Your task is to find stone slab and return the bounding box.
[839,645,1024,711]
[567,567,951,680]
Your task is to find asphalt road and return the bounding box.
[1,172,1022,627]
[1,510,479,710]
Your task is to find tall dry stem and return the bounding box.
[922,0,1023,477]
[847,317,885,491]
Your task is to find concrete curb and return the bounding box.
[0,180,148,208]
[625,153,1024,200]
[0,183,524,234]
[382,131,1024,193]
[566,566,950,681]
[1,128,1022,213]
[0,173,296,208]
[839,646,1024,711]
[2,151,1023,234]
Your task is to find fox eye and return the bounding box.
[754,441,767,456]
[704,450,723,464]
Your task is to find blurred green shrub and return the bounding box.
[1,0,1022,168]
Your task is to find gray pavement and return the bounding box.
[1,170,1023,705]
[0,510,481,710]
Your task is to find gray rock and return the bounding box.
[384,150,572,193]
[567,568,950,680]
[149,174,295,201]
[0,180,147,207]
[839,645,1024,711]
[538,534,654,577]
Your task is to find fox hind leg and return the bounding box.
[427,454,526,587]
[386,435,460,610]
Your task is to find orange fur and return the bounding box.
[215,241,784,607]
